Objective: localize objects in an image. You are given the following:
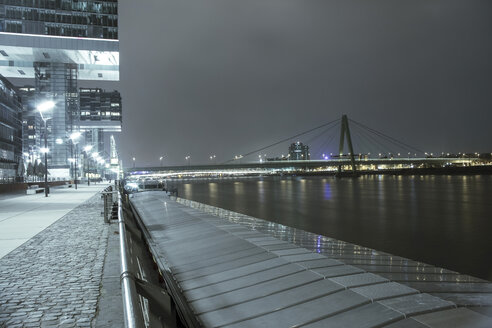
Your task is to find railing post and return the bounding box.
[118,196,146,328]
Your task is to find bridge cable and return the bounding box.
[304,122,340,157]
[349,119,425,154]
[351,123,397,155]
[313,132,338,158]
[350,128,372,155]
[223,118,340,163]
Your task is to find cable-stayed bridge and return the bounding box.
[126,115,486,177]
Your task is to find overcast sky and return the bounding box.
[110,0,492,166]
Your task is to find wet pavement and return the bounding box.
[129,191,492,327]
[177,197,492,310]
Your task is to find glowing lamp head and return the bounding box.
[70,132,81,140]
[40,147,49,154]
[37,101,55,113]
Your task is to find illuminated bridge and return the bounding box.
[125,115,488,178]
[125,157,483,179]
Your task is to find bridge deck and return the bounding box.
[130,191,492,327]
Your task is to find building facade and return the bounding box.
[78,87,121,179]
[0,74,22,180]
[79,87,121,152]
[17,85,42,163]
[0,0,119,178]
[288,142,310,161]
[0,0,118,39]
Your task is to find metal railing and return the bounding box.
[119,196,146,328]
[118,189,182,328]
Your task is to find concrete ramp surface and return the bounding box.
[130,191,492,327]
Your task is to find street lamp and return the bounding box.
[91,152,102,183]
[69,132,81,189]
[159,156,164,166]
[185,156,190,166]
[37,100,55,197]
[132,157,136,168]
[84,145,93,185]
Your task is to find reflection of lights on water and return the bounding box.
[323,182,331,200]
[316,235,322,253]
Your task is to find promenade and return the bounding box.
[1,185,491,327]
[0,184,123,327]
[129,192,492,327]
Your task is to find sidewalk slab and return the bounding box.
[0,184,109,259]
[0,186,111,327]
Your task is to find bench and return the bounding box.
[26,185,45,194]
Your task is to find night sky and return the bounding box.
[31,1,492,166]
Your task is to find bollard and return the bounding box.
[102,186,114,224]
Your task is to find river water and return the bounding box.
[176,175,492,281]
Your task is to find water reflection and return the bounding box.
[177,175,492,280]
[323,182,331,200]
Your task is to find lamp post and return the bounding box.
[84,145,93,185]
[98,158,106,181]
[69,132,81,189]
[185,156,190,166]
[159,156,164,166]
[92,152,101,183]
[37,101,55,197]
[132,157,136,168]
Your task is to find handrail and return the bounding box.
[118,195,145,328]
[128,199,201,328]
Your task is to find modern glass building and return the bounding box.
[79,87,121,175]
[288,142,310,160]
[0,0,118,39]
[0,0,119,178]
[17,85,42,164]
[0,74,22,181]
[79,87,121,134]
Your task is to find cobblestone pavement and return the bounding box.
[0,194,109,328]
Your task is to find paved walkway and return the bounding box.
[0,184,109,259]
[0,184,123,327]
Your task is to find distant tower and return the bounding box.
[288,142,310,160]
[338,114,357,172]
[110,135,120,179]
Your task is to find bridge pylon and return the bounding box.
[338,114,357,174]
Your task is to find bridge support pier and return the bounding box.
[338,115,358,176]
